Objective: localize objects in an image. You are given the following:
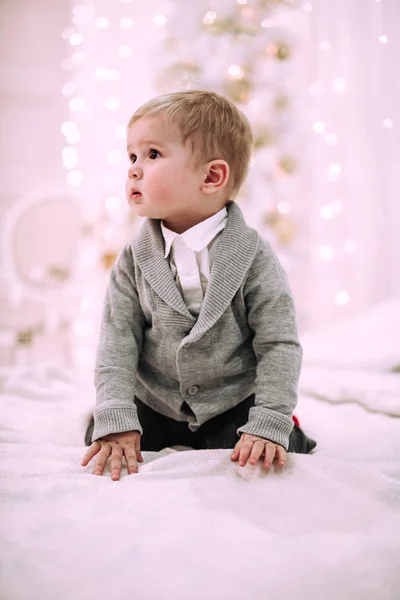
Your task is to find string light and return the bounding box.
[335,291,349,306]
[312,120,325,133]
[153,14,167,26]
[95,17,109,29]
[105,96,121,110]
[69,97,85,111]
[120,17,134,28]
[383,118,393,129]
[118,45,133,58]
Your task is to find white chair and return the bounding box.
[0,193,82,367]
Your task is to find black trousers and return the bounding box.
[85,395,317,454]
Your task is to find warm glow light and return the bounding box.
[383,118,393,129]
[104,196,122,211]
[203,11,217,25]
[69,97,85,111]
[329,163,341,176]
[335,291,349,305]
[62,82,76,96]
[67,170,83,186]
[333,77,346,93]
[378,35,388,44]
[120,17,134,28]
[105,96,121,110]
[66,129,82,144]
[321,206,333,220]
[62,147,79,169]
[69,33,84,46]
[118,45,133,58]
[71,52,86,65]
[228,64,243,78]
[153,14,167,26]
[95,17,109,29]
[313,121,325,133]
[61,121,77,136]
[261,19,272,28]
[62,28,75,40]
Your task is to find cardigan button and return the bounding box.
[187,385,199,396]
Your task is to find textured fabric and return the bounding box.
[93,201,302,450]
[160,207,227,316]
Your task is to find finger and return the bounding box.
[135,439,144,463]
[125,448,139,474]
[80,441,101,466]
[275,445,287,467]
[248,441,265,466]
[231,440,242,461]
[110,445,123,481]
[238,441,254,467]
[94,445,111,476]
[263,443,277,470]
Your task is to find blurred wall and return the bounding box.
[0,0,69,221]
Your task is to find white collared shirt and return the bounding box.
[161,207,228,316]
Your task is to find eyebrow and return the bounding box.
[127,140,165,151]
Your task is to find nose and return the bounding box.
[128,163,143,179]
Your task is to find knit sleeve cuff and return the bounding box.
[92,405,143,442]
[236,406,294,451]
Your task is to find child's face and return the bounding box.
[126,116,207,231]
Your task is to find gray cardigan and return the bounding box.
[92,201,302,450]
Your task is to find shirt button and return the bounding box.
[187,385,199,396]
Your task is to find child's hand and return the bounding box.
[231,433,286,471]
[80,430,143,481]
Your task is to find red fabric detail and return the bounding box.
[292,415,300,427]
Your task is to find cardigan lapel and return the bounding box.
[132,202,259,336]
[186,202,259,344]
[132,218,195,320]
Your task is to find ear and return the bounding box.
[201,160,230,194]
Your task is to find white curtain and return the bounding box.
[300,0,400,329]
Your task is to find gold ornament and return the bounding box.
[223,77,253,104]
[157,62,202,92]
[203,17,258,37]
[253,127,275,149]
[274,94,289,110]
[101,251,119,270]
[276,41,291,61]
[278,155,297,175]
[264,209,297,245]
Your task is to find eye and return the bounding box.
[129,153,137,164]
[149,149,161,160]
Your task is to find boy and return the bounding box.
[81,90,316,481]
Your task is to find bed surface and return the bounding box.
[1,300,400,600]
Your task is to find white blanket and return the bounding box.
[1,364,400,599]
[1,444,400,600]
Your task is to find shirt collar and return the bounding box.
[161,206,228,259]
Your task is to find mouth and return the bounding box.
[130,191,142,201]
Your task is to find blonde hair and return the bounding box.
[127,90,253,197]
